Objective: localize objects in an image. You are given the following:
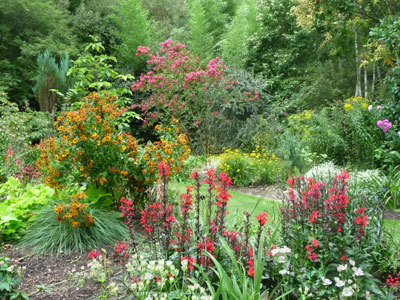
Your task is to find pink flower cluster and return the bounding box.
[130,40,257,127]
[377,119,392,132]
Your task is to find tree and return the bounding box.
[33,51,71,113]
[189,0,238,59]
[110,0,151,72]
[0,0,77,105]
[220,0,259,68]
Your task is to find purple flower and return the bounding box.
[377,120,383,128]
[377,105,382,110]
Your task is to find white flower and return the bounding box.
[277,256,286,263]
[271,246,291,257]
[334,277,345,287]
[144,273,152,280]
[166,260,173,267]
[349,259,355,266]
[321,277,332,286]
[353,267,364,276]
[279,269,290,275]
[342,286,354,297]
[337,264,347,272]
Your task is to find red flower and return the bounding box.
[311,239,319,247]
[88,249,102,259]
[190,170,199,179]
[386,273,400,288]
[115,242,128,253]
[256,212,269,226]
[181,256,196,270]
[158,161,171,178]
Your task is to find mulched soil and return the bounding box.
[1,185,399,299]
[1,244,105,299]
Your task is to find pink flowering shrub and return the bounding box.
[131,40,261,154]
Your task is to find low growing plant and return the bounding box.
[20,193,129,253]
[0,256,28,300]
[0,177,53,240]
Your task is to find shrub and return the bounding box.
[131,40,261,154]
[0,92,53,181]
[36,92,190,206]
[218,147,286,186]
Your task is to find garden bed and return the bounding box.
[1,245,104,299]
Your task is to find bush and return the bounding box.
[218,147,286,186]
[131,40,262,154]
[0,92,54,181]
[36,92,190,206]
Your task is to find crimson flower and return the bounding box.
[256,212,269,226]
[88,249,102,259]
[115,242,128,253]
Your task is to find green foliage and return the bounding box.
[0,256,28,300]
[0,0,77,104]
[189,0,237,59]
[200,229,290,300]
[0,177,54,241]
[62,37,135,106]
[143,0,190,45]
[70,0,118,54]
[0,92,54,180]
[110,0,151,71]
[20,202,129,254]
[220,0,258,68]
[218,148,286,187]
[33,51,71,113]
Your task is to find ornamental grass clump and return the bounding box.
[20,190,129,254]
[280,171,394,298]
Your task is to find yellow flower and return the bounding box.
[344,103,353,111]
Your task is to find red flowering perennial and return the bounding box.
[306,240,319,262]
[386,273,400,288]
[354,207,368,240]
[120,197,134,228]
[246,247,255,278]
[88,249,102,260]
[256,212,269,226]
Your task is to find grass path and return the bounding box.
[170,180,400,242]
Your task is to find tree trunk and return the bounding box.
[377,63,382,86]
[354,28,362,97]
[364,67,368,98]
[372,61,375,97]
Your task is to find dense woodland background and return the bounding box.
[1,0,400,170]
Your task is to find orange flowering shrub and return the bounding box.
[36,92,190,206]
[54,192,95,227]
